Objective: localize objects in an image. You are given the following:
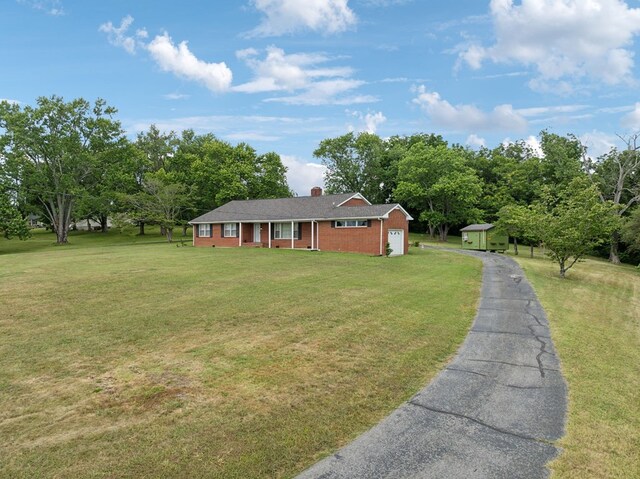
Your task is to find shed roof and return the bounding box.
[460,223,495,232]
[190,193,413,223]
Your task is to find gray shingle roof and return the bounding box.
[190,193,412,223]
[460,223,495,232]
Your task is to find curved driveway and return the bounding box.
[297,251,567,479]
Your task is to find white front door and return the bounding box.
[254,224,261,242]
[387,229,404,256]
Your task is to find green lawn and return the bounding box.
[409,231,463,248]
[510,253,639,478]
[0,231,481,478]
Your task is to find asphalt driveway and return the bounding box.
[297,251,567,479]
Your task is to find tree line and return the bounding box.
[2,96,639,276]
[314,130,640,276]
[0,96,291,244]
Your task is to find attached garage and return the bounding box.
[387,229,405,256]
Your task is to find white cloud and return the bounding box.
[466,134,486,148]
[0,98,21,105]
[266,79,376,105]
[99,15,139,54]
[233,46,351,93]
[580,130,619,158]
[147,33,232,93]
[280,155,327,196]
[412,85,527,132]
[347,110,387,133]
[516,104,589,117]
[459,0,640,90]
[235,46,375,105]
[621,102,640,130]
[18,0,64,16]
[163,93,190,100]
[248,0,357,37]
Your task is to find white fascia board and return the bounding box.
[380,204,414,220]
[335,193,372,207]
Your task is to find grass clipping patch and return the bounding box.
[0,242,481,478]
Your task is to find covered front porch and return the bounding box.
[238,221,320,250]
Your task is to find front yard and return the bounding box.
[0,233,481,478]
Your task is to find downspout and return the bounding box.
[239,222,242,247]
[379,218,384,256]
[268,222,272,249]
[192,224,195,246]
[291,221,294,249]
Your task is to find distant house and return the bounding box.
[75,218,112,231]
[189,187,413,256]
[460,223,508,252]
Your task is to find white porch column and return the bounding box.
[239,222,242,246]
[268,222,272,249]
[291,221,294,249]
[311,221,314,250]
[379,218,384,255]
[192,224,195,246]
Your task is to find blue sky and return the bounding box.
[2,0,640,195]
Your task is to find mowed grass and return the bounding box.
[511,254,640,478]
[0,232,481,478]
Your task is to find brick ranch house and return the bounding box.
[189,187,413,256]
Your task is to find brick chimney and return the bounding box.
[311,186,323,197]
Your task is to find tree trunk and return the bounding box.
[438,225,449,242]
[160,226,166,236]
[100,214,108,233]
[86,218,91,231]
[47,193,73,244]
[559,259,566,278]
[166,227,173,243]
[609,231,621,265]
[182,224,188,236]
[513,237,518,255]
[138,221,145,235]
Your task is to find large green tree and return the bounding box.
[495,204,538,257]
[587,134,640,264]
[531,177,617,278]
[395,143,482,241]
[0,96,123,244]
[314,132,388,203]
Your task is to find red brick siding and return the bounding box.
[340,197,368,207]
[383,208,410,255]
[193,223,241,247]
[317,219,382,255]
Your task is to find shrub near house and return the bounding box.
[189,187,412,256]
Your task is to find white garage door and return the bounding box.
[387,229,404,256]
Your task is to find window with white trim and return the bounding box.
[198,224,211,237]
[223,223,237,237]
[274,222,299,239]
[335,219,368,227]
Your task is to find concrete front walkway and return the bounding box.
[297,252,567,479]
